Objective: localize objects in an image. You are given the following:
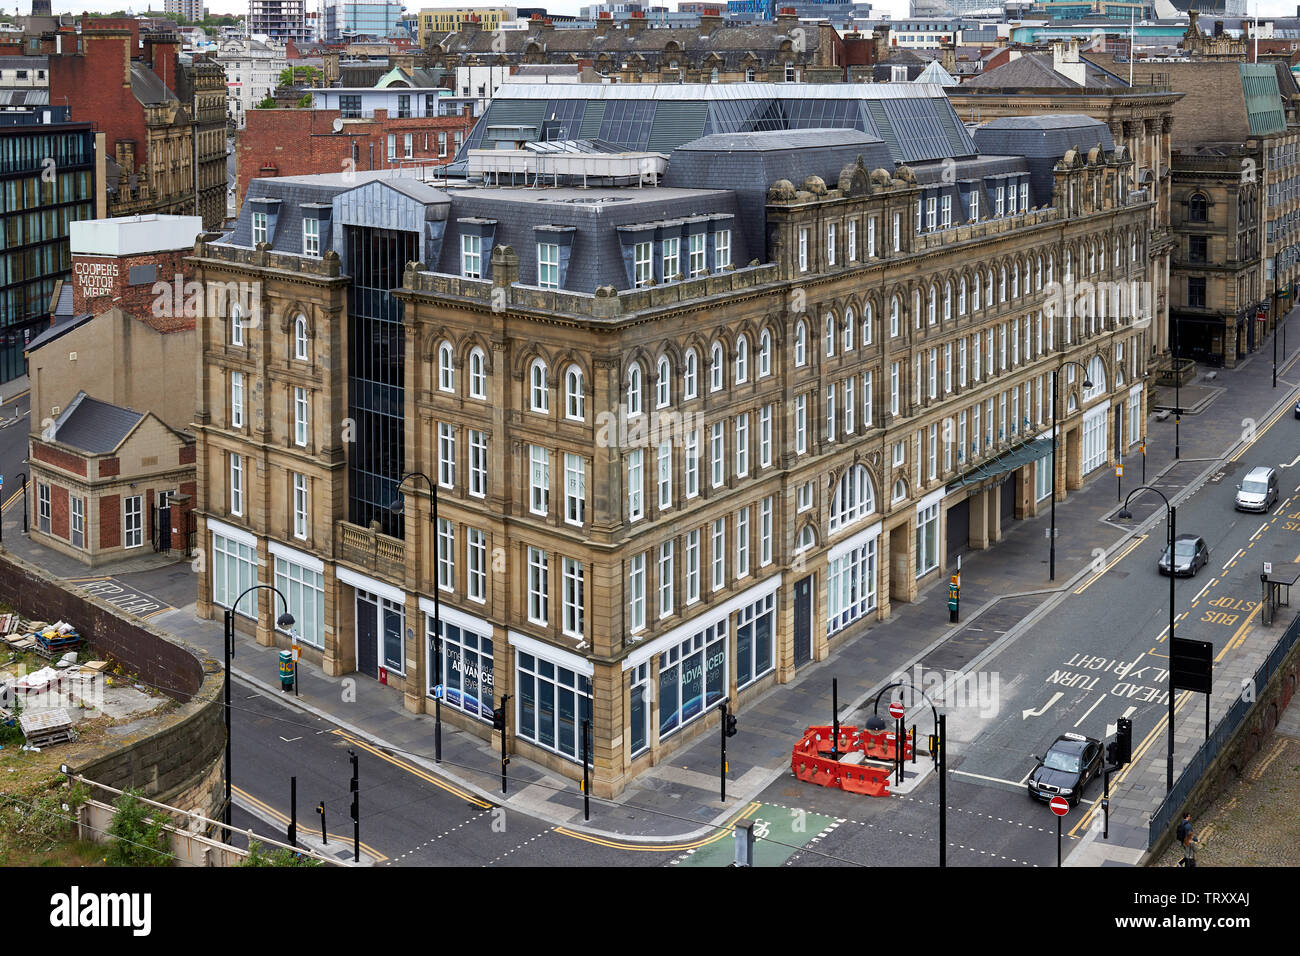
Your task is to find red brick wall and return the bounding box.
[100,494,121,549]
[49,31,149,180]
[237,108,475,210]
[51,484,69,539]
[32,442,88,477]
[179,443,196,465]
[99,457,121,478]
[71,248,195,329]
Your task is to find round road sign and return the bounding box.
[888,700,905,720]
[1049,795,1070,817]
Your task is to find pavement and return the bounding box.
[4,323,1300,855]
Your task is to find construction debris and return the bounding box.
[18,708,76,748]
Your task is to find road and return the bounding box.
[758,384,1300,867]
[229,683,668,867]
[0,386,30,528]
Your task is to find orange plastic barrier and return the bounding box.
[790,725,915,798]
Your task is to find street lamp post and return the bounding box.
[391,470,441,763]
[1049,361,1094,581]
[1116,486,1176,792]
[224,584,294,841]
[1274,260,1279,389]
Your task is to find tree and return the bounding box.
[279,65,322,89]
[256,95,277,110]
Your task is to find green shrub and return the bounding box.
[106,790,173,867]
[240,840,322,867]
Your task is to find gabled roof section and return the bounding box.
[50,392,145,455]
[915,60,958,86]
[129,62,179,106]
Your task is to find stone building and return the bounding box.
[950,41,1180,372]
[190,83,1155,796]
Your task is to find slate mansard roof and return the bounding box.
[462,83,980,168]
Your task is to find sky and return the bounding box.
[31,0,1300,21]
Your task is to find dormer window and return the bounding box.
[302,217,320,257]
[252,212,267,245]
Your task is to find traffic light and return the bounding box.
[1116,717,1132,765]
[1106,741,1120,767]
[725,713,738,737]
[492,707,506,732]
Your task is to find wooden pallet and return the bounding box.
[18,708,75,748]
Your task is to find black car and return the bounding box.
[1158,534,1209,577]
[1027,733,1103,806]
[1294,398,1300,419]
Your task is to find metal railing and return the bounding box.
[1147,611,1300,844]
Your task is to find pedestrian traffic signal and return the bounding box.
[492,707,506,732]
[1106,741,1120,767]
[1116,717,1132,765]
[725,713,738,737]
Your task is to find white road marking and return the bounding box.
[952,770,1027,788]
[1193,581,1212,603]
[1223,548,1245,571]
[1251,522,1269,542]
[1073,693,1106,728]
[1105,707,1138,738]
[278,736,302,743]
[1282,452,1300,468]
[1021,691,1063,720]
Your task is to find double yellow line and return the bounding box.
[557,801,763,853]
[332,729,491,809]
[1074,534,1148,595]
[232,784,389,862]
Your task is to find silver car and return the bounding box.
[1234,466,1278,513]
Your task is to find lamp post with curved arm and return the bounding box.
[224,584,294,841]
[391,470,441,763]
[1116,485,1175,793]
[1049,360,1094,581]
[864,680,946,866]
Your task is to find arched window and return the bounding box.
[294,314,309,360]
[892,478,907,503]
[1035,255,1043,290]
[469,347,487,400]
[1113,236,1120,268]
[735,335,749,383]
[1089,241,1096,274]
[943,282,952,321]
[999,266,1007,302]
[438,342,455,392]
[795,320,808,366]
[1011,264,1019,299]
[972,273,981,311]
[627,363,644,415]
[927,285,937,325]
[1047,253,1055,285]
[986,269,995,305]
[862,304,873,345]
[231,303,244,346]
[1189,192,1208,222]
[684,348,699,398]
[529,359,548,412]
[758,331,772,377]
[1083,356,1106,403]
[913,289,921,328]
[890,297,900,337]
[829,464,876,533]
[657,355,672,408]
[958,278,967,315]
[795,525,816,554]
[843,308,855,351]
[565,365,584,420]
[825,314,836,357]
[710,342,724,391]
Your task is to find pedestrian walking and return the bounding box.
[1176,812,1191,846]
[1180,830,1198,868]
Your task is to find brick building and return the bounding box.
[47,27,227,230]
[235,104,474,214]
[28,392,197,567]
[191,83,1156,796]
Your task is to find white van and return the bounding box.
[1235,466,1279,512]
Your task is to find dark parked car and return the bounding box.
[1027,733,1103,807]
[1158,534,1209,577]
[1294,397,1300,419]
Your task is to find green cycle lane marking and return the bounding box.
[674,802,838,867]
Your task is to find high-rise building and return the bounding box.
[164,0,207,22]
[249,0,314,44]
[322,0,408,41]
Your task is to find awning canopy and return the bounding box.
[947,437,1053,491]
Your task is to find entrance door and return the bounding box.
[793,575,812,667]
[999,473,1015,525]
[356,590,379,678]
[946,497,970,564]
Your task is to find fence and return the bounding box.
[67,773,343,868]
[1147,611,1300,844]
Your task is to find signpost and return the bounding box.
[1049,795,1070,866]
[889,700,905,785]
[1172,637,1213,743]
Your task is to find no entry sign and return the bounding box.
[889,701,905,720]
[1049,795,1070,817]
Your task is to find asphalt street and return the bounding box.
[758,376,1300,867]
[0,386,31,525]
